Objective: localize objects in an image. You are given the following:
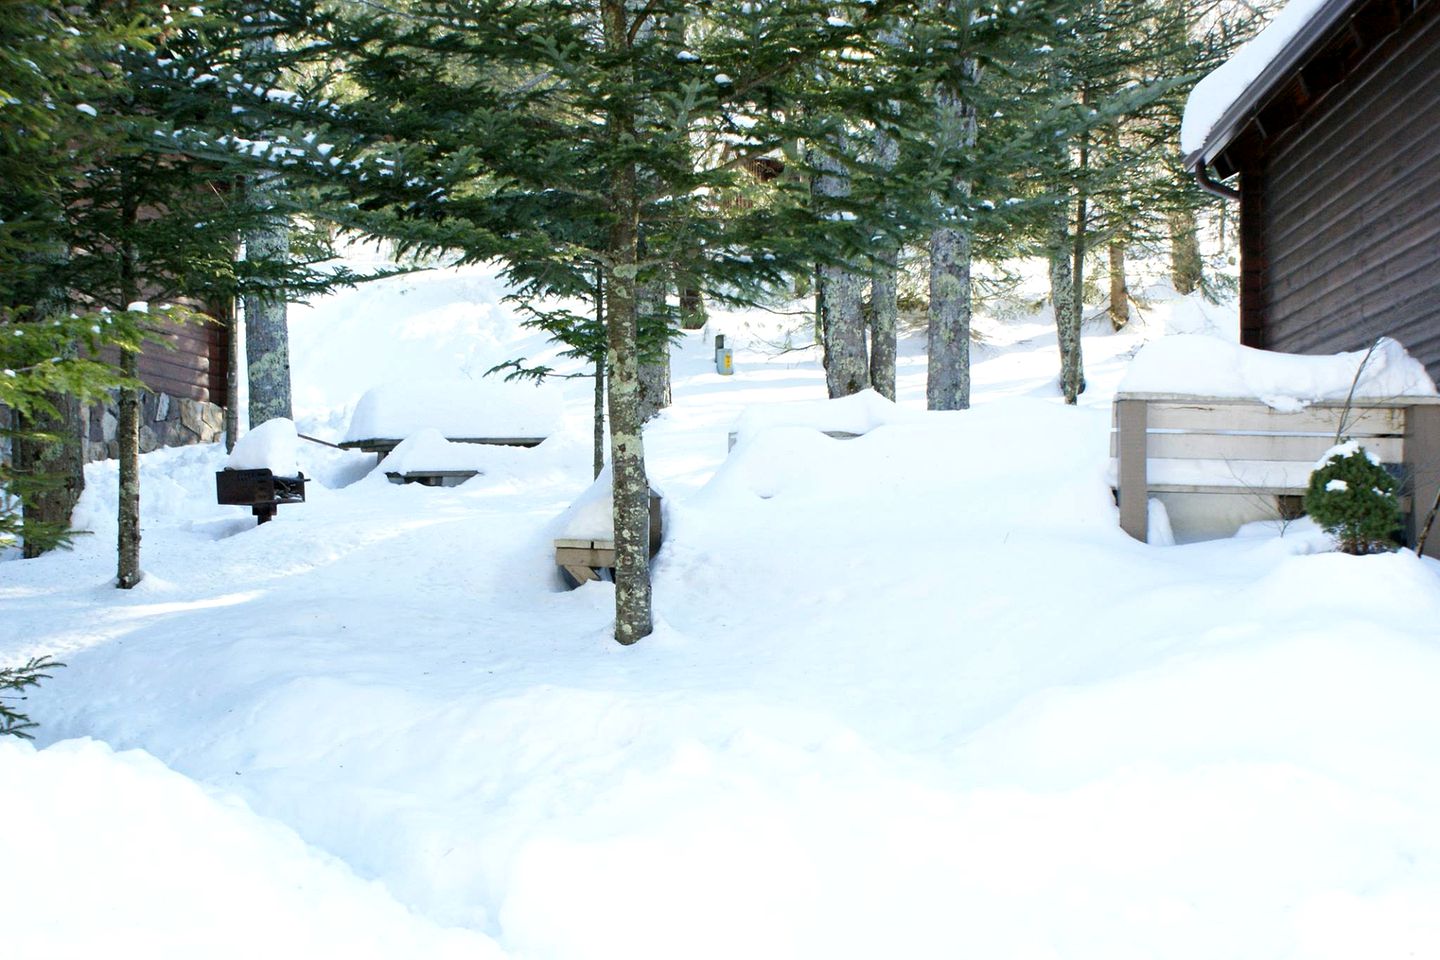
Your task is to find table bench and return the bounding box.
[555,491,664,586]
[1112,392,1440,556]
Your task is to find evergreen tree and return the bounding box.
[261,0,934,643]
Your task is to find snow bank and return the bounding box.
[552,465,661,541]
[0,737,503,960]
[227,417,301,474]
[1118,335,1437,405]
[1181,0,1333,155]
[382,428,490,475]
[730,388,923,445]
[344,378,564,442]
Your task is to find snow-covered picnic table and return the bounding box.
[339,379,563,484]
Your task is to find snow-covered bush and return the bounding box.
[1304,441,1402,555]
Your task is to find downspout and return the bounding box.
[1194,161,1241,202]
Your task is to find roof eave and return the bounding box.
[1187,0,1362,171]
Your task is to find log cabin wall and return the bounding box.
[84,301,230,461]
[1258,0,1440,384]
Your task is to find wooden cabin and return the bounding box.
[1184,0,1440,384]
[84,304,230,461]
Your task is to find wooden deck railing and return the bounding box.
[1111,392,1440,557]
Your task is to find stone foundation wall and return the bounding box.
[84,390,225,462]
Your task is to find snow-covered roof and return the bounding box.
[1181,0,1356,166]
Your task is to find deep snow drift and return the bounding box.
[3,264,1439,960]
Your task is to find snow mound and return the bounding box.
[0,737,504,960]
[227,417,301,474]
[553,466,661,541]
[1118,335,1437,405]
[730,388,923,445]
[344,378,564,442]
[383,429,490,475]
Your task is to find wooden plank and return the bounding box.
[555,546,616,568]
[1406,402,1440,558]
[1110,430,1404,463]
[1143,400,1407,436]
[340,436,546,453]
[1116,398,1148,543]
[555,538,610,549]
[562,564,600,584]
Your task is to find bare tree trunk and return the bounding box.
[1050,209,1084,405]
[635,276,670,422]
[116,349,142,589]
[926,59,978,411]
[1169,207,1202,295]
[243,174,292,427]
[224,299,240,452]
[14,253,82,557]
[593,269,606,480]
[1109,240,1128,330]
[869,124,899,401]
[603,0,652,645]
[809,136,869,398]
[14,396,84,559]
[1071,98,1090,330]
[116,187,143,589]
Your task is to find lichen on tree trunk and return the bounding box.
[869,123,899,401]
[926,61,977,412]
[928,224,973,411]
[1050,212,1085,405]
[809,137,869,399]
[635,278,671,422]
[14,394,84,559]
[116,348,143,589]
[603,0,652,645]
[243,174,293,427]
[1109,240,1128,330]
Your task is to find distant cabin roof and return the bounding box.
[1181,0,1357,167]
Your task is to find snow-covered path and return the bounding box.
[4,269,1439,959]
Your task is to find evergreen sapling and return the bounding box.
[1305,441,1402,555]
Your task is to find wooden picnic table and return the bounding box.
[340,436,547,459]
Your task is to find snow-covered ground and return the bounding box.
[4,265,1439,959]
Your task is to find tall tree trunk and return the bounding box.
[116,349,142,588]
[593,269,606,480]
[635,273,670,422]
[603,0,652,645]
[1109,240,1128,330]
[809,135,869,398]
[224,299,240,453]
[117,223,143,588]
[1071,96,1090,330]
[14,250,82,557]
[14,396,84,559]
[1169,207,1202,295]
[243,173,292,427]
[869,124,899,401]
[927,62,978,411]
[1050,209,1084,405]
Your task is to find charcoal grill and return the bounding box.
[216,468,307,524]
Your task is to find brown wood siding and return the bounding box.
[97,307,230,404]
[1260,0,1440,384]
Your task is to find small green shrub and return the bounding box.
[1305,442,1402,555]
